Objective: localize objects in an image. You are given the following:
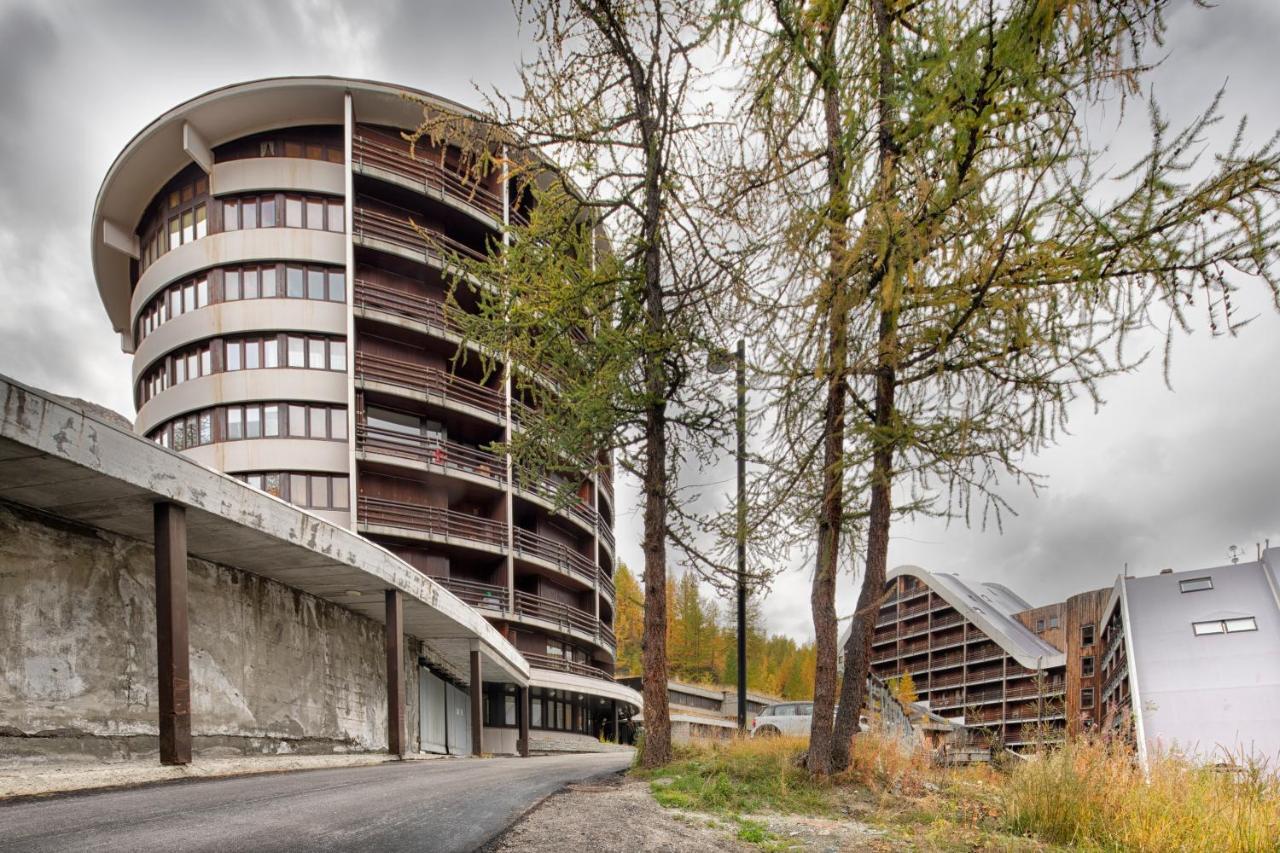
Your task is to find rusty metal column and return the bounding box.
[154,502,191,766]
[518,685,531,757]
[470,645,483,756]
[385,589,405,757]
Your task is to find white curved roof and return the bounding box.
[887,565,1065,669]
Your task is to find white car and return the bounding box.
[749,702,870,738]
[749,702,813,737]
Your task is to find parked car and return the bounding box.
[749,702,813,737]
[749,702,871,738]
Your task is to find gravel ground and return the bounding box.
[486,774,748,852]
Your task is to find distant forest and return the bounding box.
[613,564,817,700]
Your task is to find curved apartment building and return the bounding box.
[91,77,637,752]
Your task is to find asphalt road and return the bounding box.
[0,752,632,852]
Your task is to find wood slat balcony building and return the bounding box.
[90,77,637,755]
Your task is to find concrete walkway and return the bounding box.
[0,752,632,852]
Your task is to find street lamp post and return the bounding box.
[710,339,748,731]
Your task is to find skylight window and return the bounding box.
[1179,577,1214,593]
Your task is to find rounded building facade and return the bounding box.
[91,77,636,751]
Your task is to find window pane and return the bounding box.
[242,199,258,229]
[307,269,325,300]
[329,341,346,371]
[226,341,241,371]
[195,204,207,238]
[287,266,304,298]
[201,349,211,376]
[310,475,330,508]
[168,217,180,249]
[182,210,194,243]
[187,353,198,379]
[225,270,241,301]
[306,199,324,230]
[1193,621,1225,636]
[227,408,243,440]
[263,338,278,368]
[310,407,327,438]
[243,268,259,300]
[245,406,261,439]
[195,176,208,195]
[289,405,306,437]
[196,278,208,308]
[285,197,303,228]
[331,409,347,440]
[261,197,276,227]
[247,474,263,490]
[263,473,283,497]
[285,141,303,158]
[327,201,344,233]
[199,412,213,444]
[174,358,186,383]
[169,190,181,209]
[263,404,279,437]
[261,266,277,298]
[224,200,239,231]
[1225,617,1257,633]
[184,283,195,312]
[1180,577,1213,593]
[308,339,324,369]
[244,340,260,370]
[290,473,308,504]
[287,336,305,367]
[329,270,345,302]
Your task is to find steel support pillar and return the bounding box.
[613,700,620,744]
[385,589,405,757]
[470,648,483,756]
[518,685,530,757]
[154,502,191,766]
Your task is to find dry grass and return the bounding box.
[637,733,1280,852]
[1002,738,1280,852]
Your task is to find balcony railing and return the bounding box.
[523,651,615,683]
[514,589,598,638]
[514,470,596,529]
[513,528,596,586]
[358,424,505,485]
[359,497,507,550]
[353,128,510,223]
[599,521,616,552]
[598,568,616,599]
[434,577,509,611]
[354,278,459,336]
[354,204,488,265]
[355,350,507,421]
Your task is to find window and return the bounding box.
[245,406,261,439]
[1081,624,1095,646]
[1036,619,1045,633]
[329,270,346,302]
[261,266,277,297]
[1192,620,1225,636]
[244,340,260,370]
[327,200,344,233]
[1082,655,1094,677]
[263,339,278,368]
[306,198,324,230]
[310,475,330,508]
[1081,688,1094,710]
[287,266,305,298]
[308,268,325,300]
[224,199,239,231]
[263,404,280,437]
[329,341,346,372]
[310,407,327,439]
[308,338,325,369]
[1195,617,1257,635]
[286,196,303,228]
[227,408,243,440]
[1226,617,1258,633]
[1048,614,1060,629]
[1180,577,1214,593]
[243,268,259,300]
[261,197,276,227]
[331,476,349,510]
[226,340,242,371]
[288,336,305,367]
[289,405,306,437]
[226,270,241,301]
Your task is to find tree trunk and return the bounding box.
[805,25,852,775]
[640,398,672,767]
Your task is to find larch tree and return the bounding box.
[729,0,1280,775]
[418,0,735,768]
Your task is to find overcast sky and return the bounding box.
[0,0,1276,644]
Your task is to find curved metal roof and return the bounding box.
[887,565,1065,669]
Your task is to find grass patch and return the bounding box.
[635,736,834,816]
[1002,738,1280,852]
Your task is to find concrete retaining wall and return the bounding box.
[0,501,432,766]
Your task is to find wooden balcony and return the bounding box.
[523,651,615,683]
[354,204,488,265]
[513,527,595,586]
[354,278,459,337]
[354,350,508,422]
[353,128,510,223]
[432,578,615,652]
[358,496,506,550]
[357,424,505,486]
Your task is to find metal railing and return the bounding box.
[513,528,596,585]
[353,128,510,222]
[354,278,460,336]
[598,569,615,599]
[435,577,509,611]
[523,651,615,683]
[354,205,489,264]
[355,350,506,420]
[358,497,507,549]
[357,424,505,485]
[513,589,598,637]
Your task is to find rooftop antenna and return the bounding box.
[1228,545,1241,565]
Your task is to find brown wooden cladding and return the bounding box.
[1014,603,1066,652]
[1063,588,1110,735]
